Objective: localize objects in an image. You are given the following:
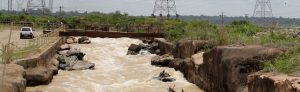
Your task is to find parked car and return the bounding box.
[43,29,53,34]
[20,27,35,39]
[43,22,54,34]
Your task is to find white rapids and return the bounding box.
[27,38,203,92]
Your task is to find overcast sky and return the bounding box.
[0,0,299,18]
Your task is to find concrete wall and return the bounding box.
[13,37,65,69]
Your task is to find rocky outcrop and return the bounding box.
[57,48,95,70]
[292,32,300,38]
[150,38,288,92]
[25,67,54,86]
[154,38,174,55]
[66,36,77,44]
[0,64,26,92]
[13,38,64,87]
[78,36,91,44]
[127,44,142,55]
[66,36,91,44]
[59,44,71,51]
[248,72,300,92]
[200,45,284,92]
[173,40,208,59]
[151,54,174,67]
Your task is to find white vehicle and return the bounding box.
[20,27,35,39]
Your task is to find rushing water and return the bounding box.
[27,38,203,92]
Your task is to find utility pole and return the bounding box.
[220,12,225,26]
[59,6,63,19]
[152,0,179,19]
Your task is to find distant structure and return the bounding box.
[152,0,179,18]
[253,0,273,18]
[8,0,12,13]
[26,0,53,15]
[16,0,26,11]
[49,0,53,12]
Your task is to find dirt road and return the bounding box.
[0,30,42,46]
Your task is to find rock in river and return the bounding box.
[154,70,176,82]
[57,48,95,71]
[126,44,142,55]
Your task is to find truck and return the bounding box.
[20,27,35,39]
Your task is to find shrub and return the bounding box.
[263,46,300,74]
[166,29,185,42]
[227,20,261,36]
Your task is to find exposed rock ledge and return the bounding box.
[200,45,284,92]
[0,64,26,92]
[248,72,300,92]
[152,43,285,92]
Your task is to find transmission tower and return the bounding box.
[16,0,26,11]
[49,0,53,12]
[27,0,50,14]
[152,0,179,18]
[8,0,12,13]
[253,0,273,18]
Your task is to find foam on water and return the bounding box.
[27,38,203,92]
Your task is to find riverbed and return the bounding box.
[27,38,203,92]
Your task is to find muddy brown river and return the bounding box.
[27,38,203,92]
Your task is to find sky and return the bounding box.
[0,0,299,18]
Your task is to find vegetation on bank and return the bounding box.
[1,12,300,74]
[264,46,300,74]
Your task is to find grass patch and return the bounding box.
[12,44,40,60]
[263,46,300,74]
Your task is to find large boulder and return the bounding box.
[78,36,91,44]
[127,44,142,55]
[59,44,71,51]
[293,32,300,38]
[66,48,85,60]
[151,54,174,67]
[154,38,174,55]
[173,40,208,59]
[248,72,300,92]
[0,64,26,92]
[25,67,54,86]
[66,37,75,44]
[57,50,68,55]
[200,45,285,92]
[69,61,95,70]
[57,48,95,71]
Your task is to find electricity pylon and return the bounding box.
[253,0,273,18]
[27,0,53,15]
[8,0,12,13]
[152,0,179,18]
